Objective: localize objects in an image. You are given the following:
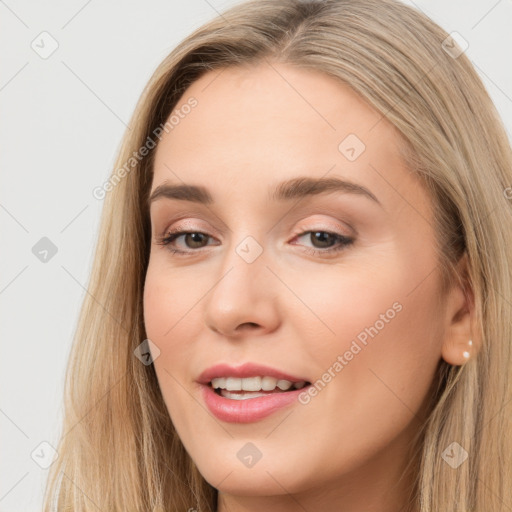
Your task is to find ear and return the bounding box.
[440,253,480,366]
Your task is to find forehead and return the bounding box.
[150,62,421,213]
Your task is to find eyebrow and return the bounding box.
[147,176,381,208]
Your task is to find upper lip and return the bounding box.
[197,362,309,385]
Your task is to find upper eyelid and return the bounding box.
[159,226,353,246]
[158,223,351,238]
[150,202,359,227]
[150,204,362,247]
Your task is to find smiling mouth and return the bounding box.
[210,376,311,400]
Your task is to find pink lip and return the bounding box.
[197,362,308,384]
[197,362,310,423]
[200,383,308,423]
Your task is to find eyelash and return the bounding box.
[155,227,354,257]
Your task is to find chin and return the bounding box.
[192,449,312,496]
[202,468,303,496]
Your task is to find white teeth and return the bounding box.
[276,379,293,391]
[211,376,305,392]
[241,377,261,391]
[220,390,268,400]
[261,376,277,391]
[225,377,242,390]
[212,377,226,389]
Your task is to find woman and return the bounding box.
[44,0,512,510]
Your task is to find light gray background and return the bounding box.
[1,1,511,510]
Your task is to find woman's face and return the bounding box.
[143,62,451,508]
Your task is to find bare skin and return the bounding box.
[143,61,476,512]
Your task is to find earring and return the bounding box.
[462,339,473,360]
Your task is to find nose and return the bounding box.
[203,241,281,339]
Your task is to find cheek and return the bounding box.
[326,269,441,412]
[293,249,443,409]
[142,261,207,426]
[279,264,442,480]
[143,259,201,342]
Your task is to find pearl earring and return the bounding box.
[462,339,473,360]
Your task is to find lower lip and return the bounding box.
[200,383,308,423]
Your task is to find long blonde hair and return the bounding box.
[43,0,512,510]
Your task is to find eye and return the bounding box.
[155,230,215,254]
[154,228,354,257]
[291,230,354,257]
